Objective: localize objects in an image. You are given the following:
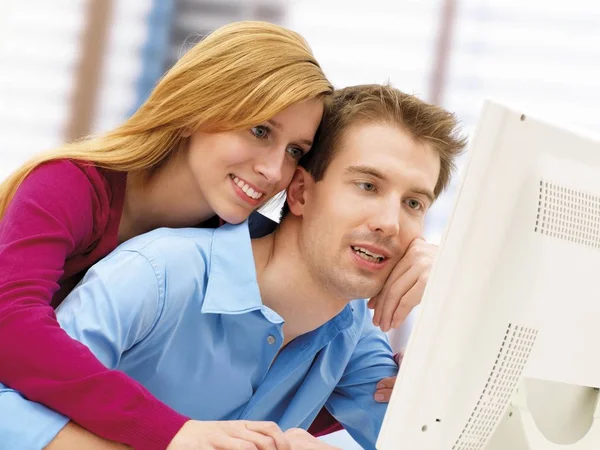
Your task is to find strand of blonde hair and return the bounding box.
[0,21,332,218]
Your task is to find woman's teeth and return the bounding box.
[351,246,384,263]
[232,176,263,200]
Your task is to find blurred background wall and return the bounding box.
[1,0,599,447]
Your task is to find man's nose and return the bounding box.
[367,199,401,238]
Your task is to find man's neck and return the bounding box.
[251,220,348,347]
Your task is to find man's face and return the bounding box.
[297,122,441,300]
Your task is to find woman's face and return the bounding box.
[186,98,324,224]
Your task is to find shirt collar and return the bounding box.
[200,221,355,334]
[202,220,271,316]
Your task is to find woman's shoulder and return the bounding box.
[30,159,120,189]
[22,159,125,206]
[10,158,126,234]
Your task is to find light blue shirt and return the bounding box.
[0,222,397,449]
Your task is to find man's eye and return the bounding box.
[251,125,270,139]
[286,146,304,161]
[406,199,423,210]
[357,182,376,192]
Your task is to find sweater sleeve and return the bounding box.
[0,160,188,449]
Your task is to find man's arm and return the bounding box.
[45,423,130,450]
[0,383,127,450]
[324,304,398,450]
[54,249,162,368]
[0,382,69,450]
[0,237,299,450]
[0,249,163,448]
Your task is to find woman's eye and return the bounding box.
[251,125,270,139]
[287,146,304,161]
[357,182,376,192]
[406,199,423,210]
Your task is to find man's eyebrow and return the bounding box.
[411,187,436,204]
[346,165,436,203]
[345,165,387,180]
[267,119,312,147]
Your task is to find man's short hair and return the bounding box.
[281,84,467,219]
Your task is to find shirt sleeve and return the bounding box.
[0,382,69,450]
[0,161,187,449]
[325,318,398,450]
[55,249,163,368]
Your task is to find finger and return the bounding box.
[371,290,388,328]
[376,376,397,390]
[370,296,382,327]
[372,294,383,327]
[374,388,394,403]
[372,252,416,326]
[378,265,420,332]
[215,436,259,450]
[409,235,425,247]
[237,430,278,450]
[322,444,343,450]
[367,297,377,309]
[371,289,389,327]
[237,441,259,450]
[244,422,290,450]
[390,277,426,329]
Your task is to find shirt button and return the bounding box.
[267,335,276,345]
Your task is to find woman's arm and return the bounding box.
[0,161,187,449]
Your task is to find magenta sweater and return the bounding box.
[0,160,188,449]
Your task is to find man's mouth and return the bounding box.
[351,246,386,263]
[230,175,264,200]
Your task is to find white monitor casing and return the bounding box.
[377,101,600,450]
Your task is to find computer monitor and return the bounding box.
[377,100,600,450]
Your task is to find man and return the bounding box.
[0,84,465,449]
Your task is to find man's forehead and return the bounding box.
[335,121,413,154]
[328,122,440,192]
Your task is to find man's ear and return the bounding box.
[286,167,314,217]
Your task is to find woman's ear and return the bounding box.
[286,167,314,217]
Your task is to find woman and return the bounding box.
[0,21,332,449]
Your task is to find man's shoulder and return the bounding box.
[112,227,217,275]
[348,299,387,339]
[119,227,216,253]
[108,222,251,278]
[101,228,218,317]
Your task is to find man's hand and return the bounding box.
[284,428,341,449]
[368,237,437,332]
[374,376,396,403]
[45,422,131,450]
[374,350,403,403]
[167,420,292,450]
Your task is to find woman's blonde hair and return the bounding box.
[0,21,333,218]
